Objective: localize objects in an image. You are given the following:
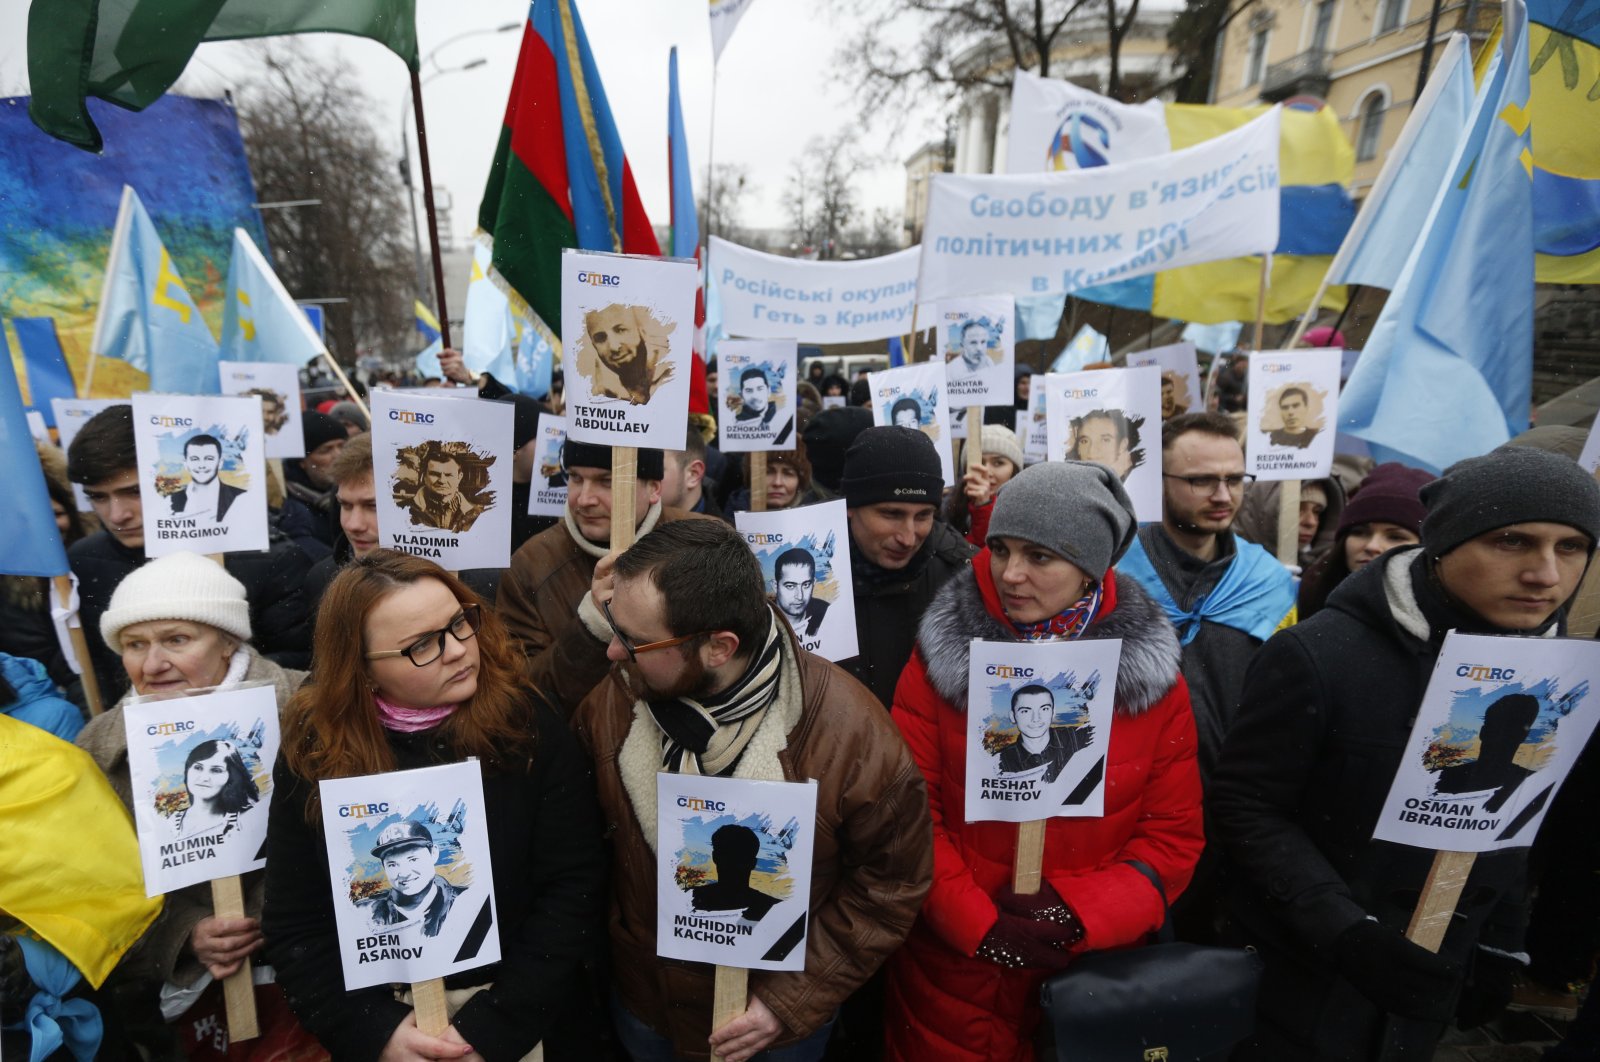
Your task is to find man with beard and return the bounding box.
[581,304,673,405]
[950,319,990,376]
[169,434,246,522]
[1267,386,1319,449]
[734,367,793,445]
[773,547,829,638]
[574,519,930,1062]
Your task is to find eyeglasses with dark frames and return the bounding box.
[600,598,710,663]
[1161,473,1256,497]
[365,604,481,667]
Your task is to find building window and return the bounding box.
[1377,0,1406,34]
[1246,29,1271,85]
[1312,0,1336,51]
[1356,93,1387,161]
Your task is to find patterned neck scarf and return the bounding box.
[647,613,783,776]
[1011,583,1103,642]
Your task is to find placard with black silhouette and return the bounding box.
[1126,342,1200,423]
[371,389,514,571]
[1373,632,1600,853]
[561,249,697,451]
[52,397,119,511]
[1043,366,1161,523]
[867,361,955,487]
[656,773,818,971]
[965,638,1121,823]
[939,295,1014,406]
[132,393,269,557]
[319,761,501,990]
[1246,349,1340,481]
[123,683,279,896]
[218,361,304,459]
[735,499,858,662]
[528,414,569,518]
[718,340,798,453]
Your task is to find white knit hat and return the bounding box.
[101,552,252,651]
[979,424,1025,472]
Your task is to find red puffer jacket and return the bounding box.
[884,557,1204,1062]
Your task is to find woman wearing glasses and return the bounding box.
[263,550,605,1061]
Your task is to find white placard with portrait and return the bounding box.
[1019,389,1048,465]
[132,393,269,557]
[370,390,514,571]
[965,639,1121,823]
[319,762,501,991]
[123,684,280,896]
[527,415,569,518]
[718,340,799,453]
[51,397,120,512]
[867,362,955,487]
[1042,366,1161,523]
[1125,342,1200,423]
[656,773,817,971]
[218,361,304,459]
[1246,349,1340,481]
[561,249,697,452]
[735,499,858,662]
[938,296,1014,407]
[1372,632,1600,853]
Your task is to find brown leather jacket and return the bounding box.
[497,502,706,713]
[572,618,933,1059]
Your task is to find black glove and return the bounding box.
[994,883,1087,947]
[976,911,1077,971]
[0,935,30,1026]
[1455,947,1522,1030]
[1334,919,1462,1022]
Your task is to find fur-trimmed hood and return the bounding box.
[916,568,1182,716]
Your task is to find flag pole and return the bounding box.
[410,68,454,350]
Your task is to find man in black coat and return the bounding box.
[837,426,975,707]
[1211,446,1600,1061]
[65,406,313,702]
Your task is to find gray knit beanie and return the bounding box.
[988,461,1137,577]
[1420,445,1600,557]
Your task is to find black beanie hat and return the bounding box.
[561,440,665,481]
[801,406,874,491]
[839,426,944,508]
[301,411,346,454]
[1421,445,1600,557]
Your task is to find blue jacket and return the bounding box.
[1,652,83,741]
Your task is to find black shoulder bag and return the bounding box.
[1036,860,1264,1062]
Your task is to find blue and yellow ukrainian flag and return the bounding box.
[414,300,442,344]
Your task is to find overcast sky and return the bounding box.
[0,1,947,247]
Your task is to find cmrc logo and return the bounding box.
[986,665,1036,679]
[1060,388,1098,400]
[1261,363,1293,373]
[388,410,435,424]
[875,387,903,400]
[150,415,194,427]
[145,720,197,736]
[338,802,391,819]
[677,796,727,813]
[746,533,785,546]
[1457,664,1517,681]
[577,271,621,287]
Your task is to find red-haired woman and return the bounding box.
[262,551,605,1060]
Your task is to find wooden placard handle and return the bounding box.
[1275,479,1302,568]
[1405,849,1477,953]
[966,405,984,473]
[209,876,259,1042]
[412,976,450,1036]
[611,446,639,552]
[1012,819,1046,894]
[710,965,749,1062]
[749,451,768,513]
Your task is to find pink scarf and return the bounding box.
[374,694,458,733]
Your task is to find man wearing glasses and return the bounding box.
[575,519,931,1062]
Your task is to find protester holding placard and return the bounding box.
[274,411,348,562]
[1211,446,1600,1060]
[66,406,314,701]
[72,552,314,1056]
[837,427,976,707]
[1297,463,1435,620]
[573,519,930,1061]
[1232,474,1347,569]
[946,424,1025,547]
[264,551,605,1059]
[884,461,1201,1061]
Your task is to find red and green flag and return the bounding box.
[27,0,418,152]
[478,0,661,338]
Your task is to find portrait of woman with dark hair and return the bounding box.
[174,738,259,840]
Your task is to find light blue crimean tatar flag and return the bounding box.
[91,185,220,393]
[1340,0,1534,473]
[220,228,326,367]
[0,328,70,577]
[463,239,519,385]
[1325,34,1477,290]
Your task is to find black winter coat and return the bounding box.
[841,521,975,707]
[262,697,606,1061]
[1211,547,1537,1061]
[68,530,313,702]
